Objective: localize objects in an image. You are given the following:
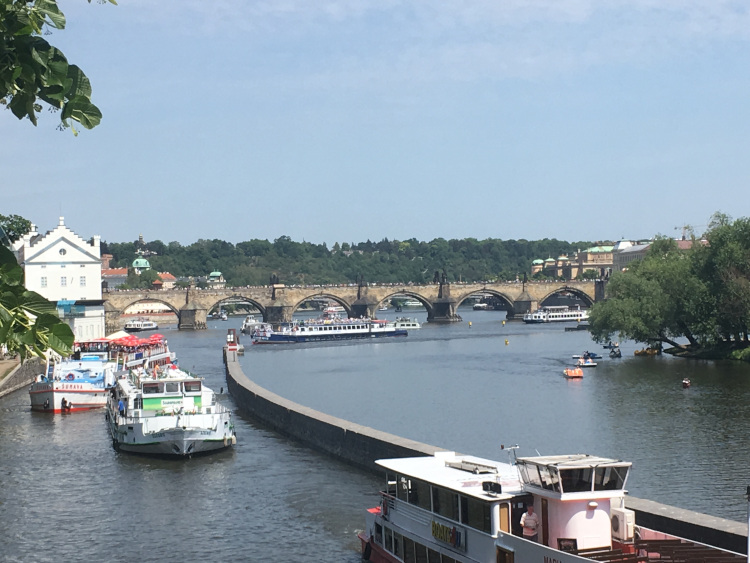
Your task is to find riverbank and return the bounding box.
[665,342,750,361]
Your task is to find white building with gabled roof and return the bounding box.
[13,217,105,340]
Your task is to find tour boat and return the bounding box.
[241,314,263,334]
[29,336,174,414]
[251,318,407,344]
[473,302,490,311]
[523,306,589,324]
[123,318,159,332]
[29,354,117,413]
[359,450,744,563]
[403,300,422,307]
[106,363,236,457]
[393,317,421,330]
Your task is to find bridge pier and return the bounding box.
[105,302,121,334]
[510,291,537,320]
[266,304,294,325]
[179,302,207,330]
[351,297,379,320]
[427,299,462,323]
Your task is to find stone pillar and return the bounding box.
[511,291,537,320]
[351,297,379,319]
[104,302,121,334]
[428,299,462,323]
[179,301,207,330]
[595,279,607,302]
[265,303,294,324]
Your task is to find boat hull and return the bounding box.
[253,329,408,344]
[29,382,108,413]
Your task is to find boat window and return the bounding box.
[525,465,543,488]
[393,531,403,558]
[442,556,457,563]
[538,465,561,492]
[496,546,514,563]
[397,476,409,501]
[432,486,459,521]
[386,471,397,496]
[142,383,161,394]
[560,467,593,493]
[375,523,383,545]
[461,495,492,533]
[594,465,628,491]
[403,536,415,563]
[183,381,201,393]
[414,543,427,563]
[165,382,179,393]
[408,478,431,511]
[427,548,440,563]
[517,463,530,484]
[385,527,393,553]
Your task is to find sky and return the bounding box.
[3,0,750,247]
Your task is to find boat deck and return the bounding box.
[570,539,746,563]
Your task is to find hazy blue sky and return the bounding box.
[3,1,749,246]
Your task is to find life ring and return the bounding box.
[66,373,75,381]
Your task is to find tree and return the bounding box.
[1,0,115,132]
[589,238,710,349]
[0,244,73,359]
[0,213,31,243]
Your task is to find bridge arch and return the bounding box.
[454,289,515,311]
[538,286,594,308]
[291,293,352,318]
[383,292,435,316]
[205,295,267,318]
[119,297,181,316]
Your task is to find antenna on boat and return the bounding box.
[500,444,519,465]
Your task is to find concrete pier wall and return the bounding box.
[223,349,748,553]
[0,358,44,399]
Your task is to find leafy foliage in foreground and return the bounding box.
[0,245,73,360]
[0,0,115,132]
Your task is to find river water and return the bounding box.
[1,307,749,562]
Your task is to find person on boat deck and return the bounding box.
[520,504,540,543]
[118,398,125,417]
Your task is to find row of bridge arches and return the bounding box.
[116,287,595,323]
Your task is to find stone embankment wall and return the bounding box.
[0,358,44,399]
[223,349,747,553]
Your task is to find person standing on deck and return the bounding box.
[520,504,540,542]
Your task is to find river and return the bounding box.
[1,307,748,562]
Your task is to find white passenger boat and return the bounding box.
[403,299,422,307]
[106,363,236,457]
[473,302,490,311]
[523,305,589,324]
[359,450,743,563]
[393,317,421,330]
[252,318,408,344]
[123,318,159,332]
[29,336,174,414]
[29,353,117,413]
[241,314,263,334]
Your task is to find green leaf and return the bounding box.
[37,0,67,29]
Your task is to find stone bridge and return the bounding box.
[104,280,604,330]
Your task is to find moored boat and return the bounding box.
[29,335,174,413]
[358,450,744,563]
[106,362,236,457]
[251,317,407,344]
[523,306,589,324]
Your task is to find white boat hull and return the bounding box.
[29,381,108,413]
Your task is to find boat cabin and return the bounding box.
[511,454,632,551]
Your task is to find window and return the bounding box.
[80,276,86,287]
[462,496,492,533]
[594,466,628,491]
[59,248,66,255]
[385,528,393,553]
[560,467,593,493]
[432,486,459,521]
[41,277,47,288]
[403,537,415,563]
[60,277,67,287]
[408,478,431,511]
[165,382,179,393]
[184,381,201,393]
[427,548,440,563]
[142,383,162,394]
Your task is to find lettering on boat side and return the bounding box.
[431,521,464,550]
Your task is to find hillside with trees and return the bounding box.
[103,236,595,287]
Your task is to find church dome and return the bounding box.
[132,257,151,269]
